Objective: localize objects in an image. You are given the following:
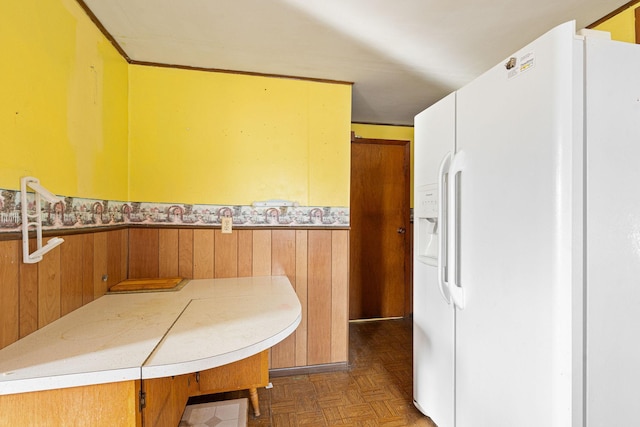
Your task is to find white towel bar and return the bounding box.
[20,177,64,264]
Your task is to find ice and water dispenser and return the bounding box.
[415,183,439,266]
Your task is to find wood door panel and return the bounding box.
[0,380,141,427]
[197,350,269,394]
[144,375,191,427]
[350,139,410,319]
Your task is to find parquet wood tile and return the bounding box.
[196,318,437,426]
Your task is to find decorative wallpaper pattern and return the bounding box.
[0,188,349,233]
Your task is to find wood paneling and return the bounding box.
[129,228,159,278]
[238,229,253,276]
[295,230,309,367]
[331,230,349,362]
[214,229,238,278]
[107,229,125,287]
[60,235,84,316]
[81,233,95,305]
[252,230,272,276]
[270,230,296,368]
[19,239,38,338]
[0,227,350,370]
[0,240,19,348]
[193,229,214,279]
[307,230,333,365]
[178,229,194,278]
[93,232,108,298]
[37,245,60,328]
[158,228,179,277]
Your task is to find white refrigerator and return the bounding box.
[413,21,640,427]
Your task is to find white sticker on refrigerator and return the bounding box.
[505,51,535,79]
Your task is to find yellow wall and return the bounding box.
[0,0,129,200]
[129,66,351,206]
[351,123,415,207]
[593,5,637,43]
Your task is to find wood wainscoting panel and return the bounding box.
[0,226,350,368]
[252,230,272,276]
[129,228,160,279]
[1,229,125,349]
[93,232,109,297]
[19,240,38,339]
[60,234,84,317]
[307,230,333,365]
[238,229,253,276]
[331,230,349,363]
[0,240,19,348]
[295,230,309,367]
[37,245,61,329]
[178,229,194,279]
[107,229,126,288]
[81,233,95,305]
[270,230,296,369]
[214,229,238,278]
[158,228,179,277]
[193,229,214,279]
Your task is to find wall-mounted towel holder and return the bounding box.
[21,177,64,264]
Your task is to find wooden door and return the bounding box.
[350,137,410,319]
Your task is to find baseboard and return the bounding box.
[269,362,349,378]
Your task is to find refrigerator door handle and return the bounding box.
[448,151,466,310]
[437,153,452,304]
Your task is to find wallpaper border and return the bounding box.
[0,189,350,233]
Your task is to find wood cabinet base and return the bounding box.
[144,350,269,424]
[0,350,269,426]
[0,380,142,426]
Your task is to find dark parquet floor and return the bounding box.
[199,317,437,426]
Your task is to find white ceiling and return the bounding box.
[82,0,628,126]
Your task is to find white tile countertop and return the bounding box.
[0,276,301,395]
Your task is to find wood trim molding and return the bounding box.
[636,6,640,43]
[74,0,131,61]
[73,1,353,86]
[587,0,640,28]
